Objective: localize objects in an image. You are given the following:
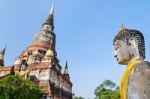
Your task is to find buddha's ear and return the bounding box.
[128,37,140,58]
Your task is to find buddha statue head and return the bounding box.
[113,25,145,65]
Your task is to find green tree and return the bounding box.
[94,80,120,99]
[0,75,43,99]
[73,96,85,99]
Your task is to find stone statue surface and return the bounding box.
[113,25,150,99]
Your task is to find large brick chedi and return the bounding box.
[0,2,72,99]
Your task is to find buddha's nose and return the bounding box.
[114,51,117,58]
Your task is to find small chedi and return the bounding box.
[0,3,73,99]
[113,25,150,99]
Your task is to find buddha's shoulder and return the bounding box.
[135,60,150,70]
[131,60,150,99]
[133,60,150,77]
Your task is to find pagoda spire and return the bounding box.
[0,45,6,66]
[49,1,55,15]
[1,45,6,55]
[64,61,69,75]
[29,2,57,52]
[43,2,55,30]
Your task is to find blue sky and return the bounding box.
[0,0,150,98]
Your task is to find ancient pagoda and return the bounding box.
[0,2,72,99]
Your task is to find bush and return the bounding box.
[0,75,43,99]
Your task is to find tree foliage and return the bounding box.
[0,75,43,99]
[94,80,120,99]
[73,96,85,99]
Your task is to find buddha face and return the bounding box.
[114,40,132,65]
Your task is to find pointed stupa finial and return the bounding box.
[65,60,68,69]
[42,1,55,28]
[49,1,55,15]
[0,45,6,66]
[64,60,69,75]
[120,24,126,30]
[0,44,6,55]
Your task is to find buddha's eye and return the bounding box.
[115,47,119,50]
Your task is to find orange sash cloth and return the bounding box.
[120,58,141,99]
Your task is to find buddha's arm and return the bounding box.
[134,61,150,99]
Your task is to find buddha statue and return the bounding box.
[113,25,150,99]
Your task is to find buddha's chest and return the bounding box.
[127,69,140,99]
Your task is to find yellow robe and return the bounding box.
[120,58,141,99]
